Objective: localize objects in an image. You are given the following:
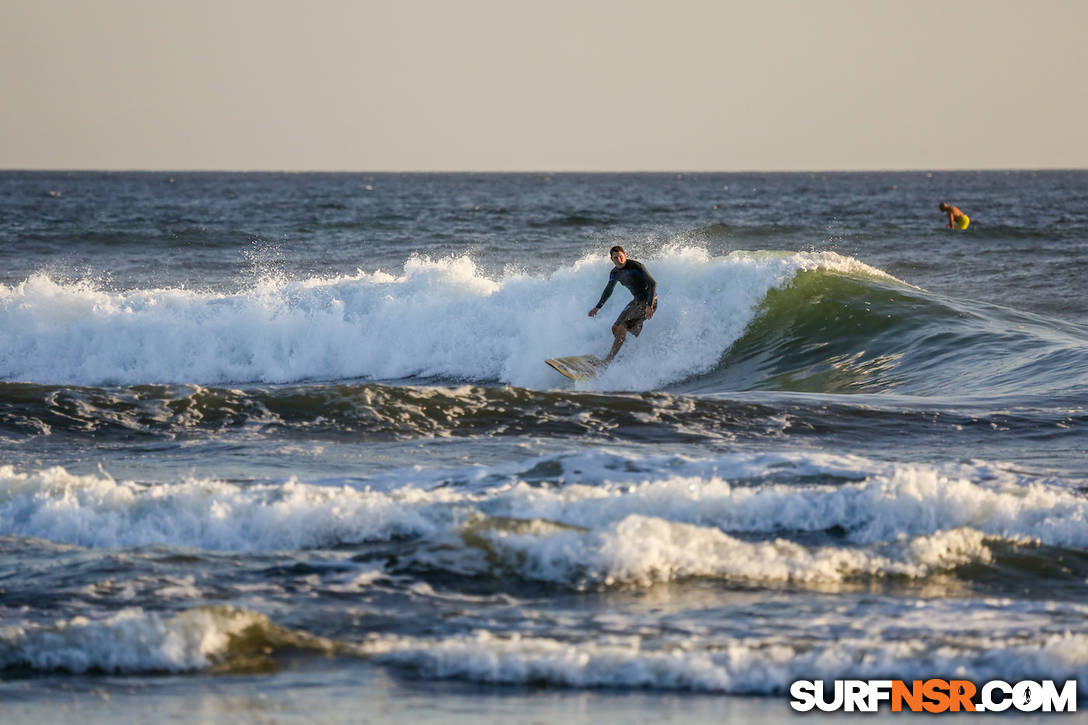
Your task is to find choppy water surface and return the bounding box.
[1,171,1086,721]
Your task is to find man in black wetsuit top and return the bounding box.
[588,245,658,363]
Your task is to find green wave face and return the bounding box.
[711,269,1088,398]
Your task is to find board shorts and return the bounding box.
[955,214,970,230]
[614,296,658,336]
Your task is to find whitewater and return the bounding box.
[0,248,897,389]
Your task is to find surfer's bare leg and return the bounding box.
[603,323,626,363]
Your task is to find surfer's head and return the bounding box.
[609,246,626,267]
[939,202,949,211]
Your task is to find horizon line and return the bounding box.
[3,166,1086,175]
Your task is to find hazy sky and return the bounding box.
[2,0,1086,171]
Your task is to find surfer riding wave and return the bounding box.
[588,246,658,363]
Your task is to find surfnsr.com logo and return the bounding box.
[789,679,1077,713]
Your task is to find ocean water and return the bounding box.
[1,171,1086,723]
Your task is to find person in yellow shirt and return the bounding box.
[939,202,970,230]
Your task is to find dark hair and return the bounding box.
[609,245,625,255]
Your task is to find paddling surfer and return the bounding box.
[939,202,970,230]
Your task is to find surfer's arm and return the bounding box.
[593,278,617,311]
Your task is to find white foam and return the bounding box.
[0,464,447,551]
[468,515,992,587]
[0,249,895,388]
[8,604,1087,688]
[358,629,1088,693]
[3,451,1084,589]
[484,452,1088,548]
[79,575,203,602]
[0,607,272,673]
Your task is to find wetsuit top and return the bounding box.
[595,259,657,309]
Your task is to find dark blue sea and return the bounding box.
[1,171,1087,723]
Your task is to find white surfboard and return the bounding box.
[545,354,606,381]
